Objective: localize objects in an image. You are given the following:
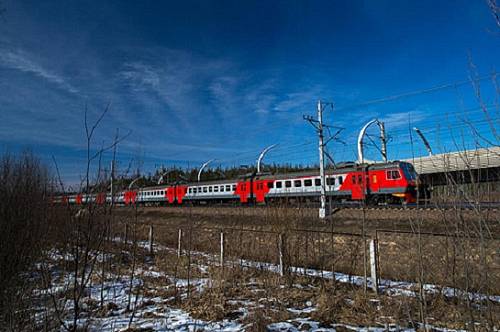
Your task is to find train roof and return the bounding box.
[184,161,408,184]
[64,161,412,193]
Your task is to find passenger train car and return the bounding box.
[62,161,419,206]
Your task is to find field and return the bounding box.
[14,204,496,331]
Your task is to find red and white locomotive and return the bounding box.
[65,161,418,206]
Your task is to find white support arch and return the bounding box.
[357,119,387,164]
[413,127,433,156]
[198,159,215,182]
[157,170,174,185]
[128,176,141,190]
[256,144,277,174]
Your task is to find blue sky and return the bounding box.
[1,0,499,185]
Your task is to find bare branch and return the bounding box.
[487,0,500,29]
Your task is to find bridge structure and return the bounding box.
[402,146,500,201]
[404,146,500,176]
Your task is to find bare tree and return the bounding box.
[487,0,500,29]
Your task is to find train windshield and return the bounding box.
[400,162,417,181]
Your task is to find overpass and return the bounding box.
[403,147,500,200]
[403,146,500,175]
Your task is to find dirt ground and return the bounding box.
[114,205,500,235]
[113,205,500,295]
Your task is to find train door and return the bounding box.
[370,171,380,193]
[351,168,370,201]
[351,172,365,200]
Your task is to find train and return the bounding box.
[61,161,420,206]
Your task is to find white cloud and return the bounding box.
[0,49,78,94]
[380,110,427,128]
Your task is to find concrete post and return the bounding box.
[369,239,379,293]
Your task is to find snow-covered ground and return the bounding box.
[32,241,495,331]
[135,239,500,304]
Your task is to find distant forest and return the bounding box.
[102,163,324,190]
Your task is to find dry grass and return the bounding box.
[103,205,500,330]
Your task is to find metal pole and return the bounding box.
[379,121,387,162]
[318,100,327,219]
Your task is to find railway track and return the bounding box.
[130,200,500,212]
[329,201,500,212]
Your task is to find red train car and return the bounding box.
[66,161,418,206]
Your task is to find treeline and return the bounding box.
[88,163,320,192]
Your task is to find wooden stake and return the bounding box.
[220,232,224,269]
[177,229,182,257]
[279,233,284,276]
[148,225,154,255]
[369,239,379,294]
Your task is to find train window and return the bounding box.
[161,190,164,195]
[209,186,213,192]
[339,177,343,185]
[285,180,292,188]
[352,176,356,184]
[315,178,321,186]
[232,184,236,191]
[226,185,231,191]
[401,163,417,180]
[203,187,207,193]
[387,170,401,180]
[304,179,312,187]
[220,185,224,192]
[326,177,334,186]
[294,180,302,187]
[267,182,274,189]
[214,186,219,192]
[276,181,282,188]
[358,175,362,183]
